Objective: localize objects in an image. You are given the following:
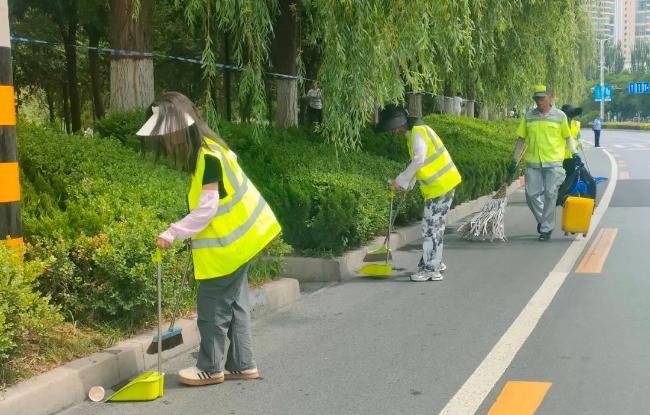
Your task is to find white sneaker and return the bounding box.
[438,263,447,272]
[224,368,261,380]
[177,366,224,386]
[410,270,444,282]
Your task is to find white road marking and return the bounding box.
[438,149,618,415]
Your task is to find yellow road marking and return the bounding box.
[576,228,618,274]
[487,381,552,415]
[619,171,630,180]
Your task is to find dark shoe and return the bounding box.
[538,232,551,241]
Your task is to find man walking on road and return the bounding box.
[509,85,580,241]
[376,105,462,282]
[593,116,602,147]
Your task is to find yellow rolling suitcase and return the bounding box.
[562,196,595,237]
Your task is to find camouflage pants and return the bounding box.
[419,189,455,272]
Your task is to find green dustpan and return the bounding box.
[109,249,165,402]
[108,371,164,401]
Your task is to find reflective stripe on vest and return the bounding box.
[409,125,462,200]
[565,120,581,159]
[189,138,281,279]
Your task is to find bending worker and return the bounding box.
[376,105,462,282]
[137,92,281,386]
[509,85,580,241]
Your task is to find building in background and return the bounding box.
[588,0,650,69]
[589,0,617,39]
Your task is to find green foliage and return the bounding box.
[0,244,63,367]
[213,115,518,254]
[18,122,287,328]
[93,111,146,150]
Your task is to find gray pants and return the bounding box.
[196,262,256,373]
[419,189,455,272]
[525,166,564,233]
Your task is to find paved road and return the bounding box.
[59,129,650,415]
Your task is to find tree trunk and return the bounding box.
[88,27,105,119]
[223,31,232,121]
[63,2,81,132]
[45,88,55,123]
[271,0,298,128]
[407,93,422,118]
[62,81,71,133]
[275,79,298,127]
[480,103,489,121]
[110,0,154,112]
[465,100,475,118]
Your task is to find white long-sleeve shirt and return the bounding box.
[159,189,220,243]
[394,131,427,190]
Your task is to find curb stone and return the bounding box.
[0,277,300,415]
[281,179,524,282]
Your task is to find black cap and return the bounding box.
[375,104,407,133]
[561,104,583,118]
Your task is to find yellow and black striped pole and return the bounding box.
[0,0,22,249]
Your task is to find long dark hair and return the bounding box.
[142,92,228,173]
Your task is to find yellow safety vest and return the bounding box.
[516,107,570,167]
[564,120,581,159]
[408,124,462,200]
[188,137,281,280]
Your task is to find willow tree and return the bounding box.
[179,0,275,128]
[180,0,593,147]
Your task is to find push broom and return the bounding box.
[146,246,191,354]
[457,147,526,242]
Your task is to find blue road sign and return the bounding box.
[628,82,650,94]
[594,84,612,102]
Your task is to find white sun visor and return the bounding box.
[136,106,196,136]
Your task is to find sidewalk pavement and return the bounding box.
[0,278,300,415]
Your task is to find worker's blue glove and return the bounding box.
[507,160,518,177]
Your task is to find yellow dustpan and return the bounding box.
[356,262,392,277]
[108,249,165,401]
[357,193,396,277]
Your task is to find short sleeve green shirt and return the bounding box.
[517,107,570,166]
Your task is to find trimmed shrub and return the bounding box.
[0,244,63,368]
[93,111,146,151]
[87,112,519,255]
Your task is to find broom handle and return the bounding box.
[386,196,393,263]
[169,243,192,328]
[157,260,162,375]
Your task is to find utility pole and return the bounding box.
[0,0,22,248]
[599,37,611,121]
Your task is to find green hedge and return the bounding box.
[90,113,518,255]
[601,121,650,130]
[217,115,517,254]
[0,244,62,371]
[17,123,288,328]
[92,111,146,151]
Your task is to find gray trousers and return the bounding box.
[419,189,455,272]
[196,261,256,373]
[525,166,564,233]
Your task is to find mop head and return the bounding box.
[456,187,508,242]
